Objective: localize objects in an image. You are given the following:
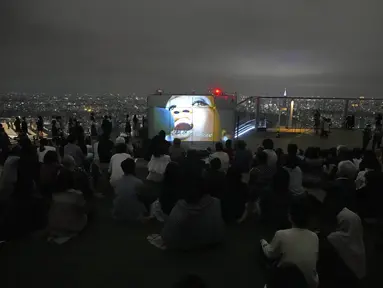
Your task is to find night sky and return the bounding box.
[1,0,383,97]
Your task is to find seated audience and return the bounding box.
[112,158,147,222]
[159,161,182,216]
[261,199,319,288]
[109,143,132,187]
[356,151,381,189]
[169,138,186,162]
[37,138,56,164]
[221,167,247,223]
[204,158,226,199]
[233,140,253,173]
[48,159,87,238]
[161,176,225,250]
[209,142,230,172]
[39,150,61,200]
[262,138,277,167]
[64,134,85,167]
[283,155,304,196]
[334,160,357,212]
[147,144,171,182]
[318,193,366,288]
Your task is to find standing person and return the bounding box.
[314,110,321,135]
[101,115,112,136]
[37,116,44,138]
[372,125,382,151]
[362,124,372,151]
[125,114,132,136]
[14,117,21,134]
[133,115,138,137]
[21,117,28,135]
[90,113,98,138]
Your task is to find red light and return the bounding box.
[213,88,222,96]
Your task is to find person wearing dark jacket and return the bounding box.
[21,117,28,135]
[97,134,114,166]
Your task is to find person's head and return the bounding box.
[173,138,181,147]
[115,136,126,145]
[115,143,127,154]
[237,140,247,150]
[210,157,221,171]
[337,160,357,179]
[262,138,274,150]
[173,274,206,288]
[121,158,136,175]
[67,134,77,144]
[225,139,232,149]
[163,162,181,186]
[287,144,298,156]
[256,150,268,165]
[158,130,166,140]
[62,155,76,171]
[288,198,310,229]
[43,150,59,165]
[215,142,223,152]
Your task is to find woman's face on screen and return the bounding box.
[166,95,215,141]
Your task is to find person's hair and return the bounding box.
[337,160,357,179]
[289,198,310,229]
[225,139,232,149]
[173,274,206,288]
[262,138,274,150]
[62,155,76,170]
[158,130,166,139]
[115,143,127,154]
[215,142,223,152]
[173,138,181,147]
[43,150,58,164]
[121,158,135,175]
[210,157,221,171]
[39,138,48,152]
[67,134,77,144]
[237,140,247,150]
[287,144,298,156]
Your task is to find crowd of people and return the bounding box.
[1,121,382,287]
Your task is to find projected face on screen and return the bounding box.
[165,95,218,141]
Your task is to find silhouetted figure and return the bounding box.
[37,116,44,137]
[14,117,21,133]
[125,114,131,135]
[21,117,28,135]
[314,110,320,135]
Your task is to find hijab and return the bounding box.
[327,207,366,279]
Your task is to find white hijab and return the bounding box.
[327,208,366,279]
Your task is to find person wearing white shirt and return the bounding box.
[209,142,230,172]
[262,138,277,168]
[261,200,319,288]
[109,143,132,187]
[37,138,56,163]
[147,146,171,182]
[283,156,305,196]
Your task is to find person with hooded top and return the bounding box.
[318,191,366,288]
[161,174,225,250]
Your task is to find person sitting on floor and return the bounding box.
[333,160,357,212]
[161,174,225,250]
[283,155,305,197]
[147,144,171,182]
[260,199,319,288]
[109,143,132,188]
[209,142,230,172]
[318,192,366,288]
[112,158,147,222]
[169,138,186,163]
[204,157,226,199]
[48,157,88,239]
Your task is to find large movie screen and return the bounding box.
[148,95,235,143]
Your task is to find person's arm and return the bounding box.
[260,231,282,259]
